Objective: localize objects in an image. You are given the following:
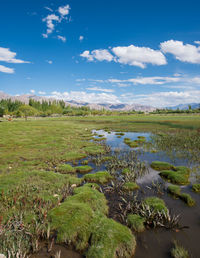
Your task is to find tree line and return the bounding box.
[0,99,144,118]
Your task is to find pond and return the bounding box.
[89,130,200,258]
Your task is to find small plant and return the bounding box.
[75,165,93,174]
[151,161,175,171]
[122,182,139,191]
[57,164,76,174]
[192,183,200,193]
[84,171,113,184]
[143,197,168,213]
[171,240,189,258]
[127,214,145,232]
[180,193,195,207]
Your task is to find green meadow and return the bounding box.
[0,114,200,257]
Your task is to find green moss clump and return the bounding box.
[124,138,139,148]
[93,137,106,142]
[171,241,189,258]
[127,214,145,232]
[151,161,175,171]
[180,193,195,207]
[159,170,189,185]
[75,165,93,174]
[84,171,113,184]
[84,183,100,190]
[49,185,136,257]
[122,182,139,191]
[143,197,168,213]
[122,168,131,174]
[115,132,125,136]
[192,183,200,193]
[57,164,76,174]
[81,160,89,165]
[83,145,105,155]
[167,185,181,197]
[87,216,136,258]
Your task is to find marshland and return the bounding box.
[0,114,200,258]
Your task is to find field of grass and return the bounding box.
[0,114,200,257]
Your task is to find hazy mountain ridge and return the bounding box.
[0,91,155,112]
[166,103,200,110]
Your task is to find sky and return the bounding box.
[1,0,200,107]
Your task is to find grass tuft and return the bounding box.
[127,214,145,232]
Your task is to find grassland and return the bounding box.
[0,114,200,257]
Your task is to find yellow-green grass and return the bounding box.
[143,197,168,213]
[167,185,195,206]
[192,183,200,193]
[127,214,145,232]
[84,171,113,184]
[75,165,93,174]
[122,182,140,191]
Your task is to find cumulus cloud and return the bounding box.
[58,5,70,17]
[0,47,29,63]
[112,45,167,68]
[42,14,60,38]
[57,35,66,42]
[46,60,53,64]
[86,87,115,93]
[160,40,200,64]
[0,64,14,74]
[80,49,114,62]
[0,47,29,73]
[30,89,35,94]
[80,44,166,68]
[48,91,120,104]
[42,4,70,39]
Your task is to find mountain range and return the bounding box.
[0,91,156,112]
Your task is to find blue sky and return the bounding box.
[1,0,200,107]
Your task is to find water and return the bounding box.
[90,130,200,258]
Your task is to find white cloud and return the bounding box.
[107,76,180,85]
[80,49,114,62]
[30,89,35,94]
[194,41,200,45]
[76,78,86,82]
[0,65,14,74]
[58,5,70,17]
[0,47,29,63]
[79,35,84,41]
[42,14,60,38]
[57,35,66,42]
[48,91,120,104]
[112,45,167,68]
[38,91,46,95]
[81,44,166,68]
[44,7,53,12]
[46,60,53,64]
[121,90,200,107]
[160,40,200,64]
[86,87,115,93]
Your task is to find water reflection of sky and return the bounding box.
[92,130,189,167]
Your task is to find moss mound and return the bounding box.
[123,138,139,148]
[75,165,93,174]
[127,214,145,232]
[143,197,168,213]
[57,163,76,174]
[192,183,200,193]
[49,185,136,257]
[159,169,189,185]
[180,193,195,207]
[122,182,139,191]
[84,171,113,184]
[81,160,89,165]
[167,185,195,206]
[87,216,136,258]
[122,168,131,175]
[167,185,181,197]
[151,161,175,171]
[115,132,125,136]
